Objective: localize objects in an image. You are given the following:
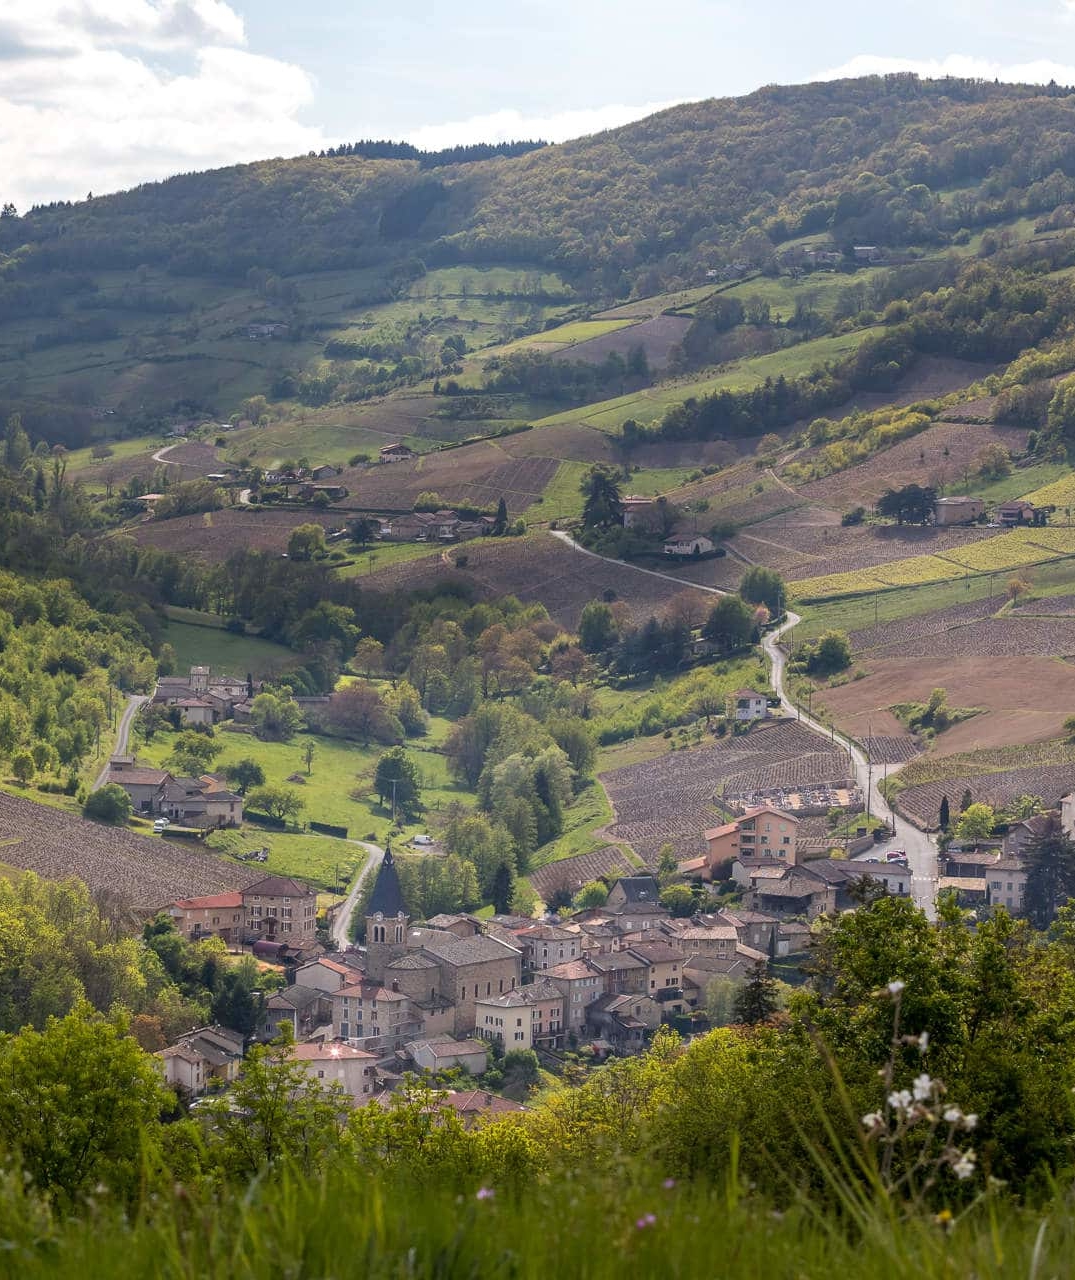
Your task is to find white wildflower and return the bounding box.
[887,980,905,996]
[861,1112,884,1130]
[888,1089,913,1112]
[943,1107,963,1125]
[953,1150,977,1180]
[912,1073,933,1102]
[917,1031,929,1054]
[962,1114,978,1131]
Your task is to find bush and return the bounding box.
[83,785,132,825]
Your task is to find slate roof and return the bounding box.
[368,847,407,918]
[244,875,315,898]
[386,952,440,971]
[477,979,562,1007]
[611,876,661,903]
[417,932,521,967]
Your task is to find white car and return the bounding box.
[412,833,434,846]
[153,818,171,833]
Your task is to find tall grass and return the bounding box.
[2,1162,1071,1280]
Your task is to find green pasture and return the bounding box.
[514,318,639,348]
[532,329,874,434]
[159,619,293,676]
[712,266,890,321]
[333,540,446,578]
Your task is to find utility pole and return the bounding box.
[865,719,873,823]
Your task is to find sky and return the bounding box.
[6,0,1075,209]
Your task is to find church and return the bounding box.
[331,848,524,1051]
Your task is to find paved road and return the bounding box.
[762,615,937,916]
[550,529,732,595]
[92,693,150,791]
[330,840,385,948]
[549,532,939,914]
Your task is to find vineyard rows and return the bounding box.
[0,791,256,909]
[896,763,1075,829]
[792,527,1075,601]
[600,720,849,866]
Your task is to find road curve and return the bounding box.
[548,531,938,915]
[92,693,149,791]
[330,841,385,948]
[762,614,937,917]
[549,529,732,596]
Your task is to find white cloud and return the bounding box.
[817,52,1075,86]
[404,99,693,151]
[0,2,328,209]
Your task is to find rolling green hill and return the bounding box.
[7,75,1075,445]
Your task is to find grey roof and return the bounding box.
[478,979,562,1007]
[611,876,661,904]
[386,952,440,971]
[244,875,315,899]
[368,847,408,918]
[418,932,521,967]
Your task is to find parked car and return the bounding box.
[413,833,434,846]
[153,818,171,833]
[885,850,908,863]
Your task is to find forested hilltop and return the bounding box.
[6,76,1075,287]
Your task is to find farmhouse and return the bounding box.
[934,496,985,526]
[169,890,244,943]
[997,500,1046,527]
[379,443,416,463]
[153,665,256,722]
[683,805,800,883]
[621,496,659,529]
[242,875,318,943]
[105,757,244,827]
[664,534,715,558]
[727,688,769,722]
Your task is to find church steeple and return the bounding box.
[365,845,410,981]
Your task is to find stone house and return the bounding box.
[158,1025,244,1097]
[406,1036,489,1075]
[586,993,661,1051]
[379,443,415,463]
[546,958,604,1032]
[289,1042,377,1101]
[604,876,668,931]
[169,890,244,944]
[332,981,422,1052]
[664,535,715,558]
[513,923,580,973]
[242,875,318,942]
[474,978,565,1051]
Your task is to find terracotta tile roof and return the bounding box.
[290,1041,375,1061]
[173,890,243,910]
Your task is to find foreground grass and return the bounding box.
[4,1166,1073,1280]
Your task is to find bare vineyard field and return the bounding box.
[599,719,850,866]
[335,447,560,514]
[819,655,1075,754]
[556,315,691,371]
[864,735,924,765]
[865,616,1075,660]
[529,846,636,898]
[0,791,256,909]
[426,532,716,630]
[1011,594,1075,616]
[897,763,1075,829]
[794,423,1029,508]
[849,598,999,652]
[735,506,1000,580]
[132,507,345,559]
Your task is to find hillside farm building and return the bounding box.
[664,535,715,557]
[934,496,984,526]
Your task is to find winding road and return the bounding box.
[330,840,385,949]
[762,617,937,916]
[550,529,938,915]
[91,693,149,792]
